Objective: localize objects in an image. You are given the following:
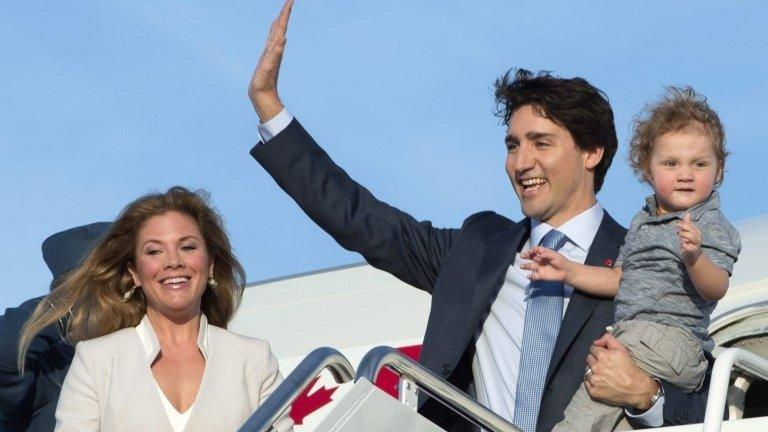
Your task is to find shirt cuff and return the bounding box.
[258,108,294,143]
[625,395,664,427]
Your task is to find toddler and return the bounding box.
[523,87,741,432]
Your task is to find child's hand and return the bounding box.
[520,246,571,282]
[677,212,702,266]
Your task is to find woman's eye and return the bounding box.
[181,244,197,251]
[663,161,676,167]
[146,249,161,256]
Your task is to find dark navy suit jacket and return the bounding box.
[0,296,73,432]
[252,119,709,431]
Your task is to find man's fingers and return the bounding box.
[589,345,605,359]
[265,0,292,54]
[600,332,629,353]
[592,332,610,348]
[266,19,276,47]
[586,353,597,368]
[277,0,294,34]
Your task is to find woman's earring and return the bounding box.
[122,285,139,302]
[208,276,218,288]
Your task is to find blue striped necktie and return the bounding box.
[513,229,568,432]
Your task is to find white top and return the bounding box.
[257,108,664,427]
[153,381,192,432]
[136,315,209,432]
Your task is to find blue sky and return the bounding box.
[2,1,767,311]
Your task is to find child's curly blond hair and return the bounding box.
[629,86,727,186]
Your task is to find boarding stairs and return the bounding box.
[238,347,768,432]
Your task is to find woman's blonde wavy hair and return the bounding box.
[18,186,245,370]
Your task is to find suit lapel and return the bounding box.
[469,221,529,336]
[545,211,622,384]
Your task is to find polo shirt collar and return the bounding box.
[644,190,720,222]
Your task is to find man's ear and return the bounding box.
[127,262,141,287]
[584,146,605,171]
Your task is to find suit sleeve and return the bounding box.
[251,119,460,294]
[658,367,713,427]
[54,342,99,432]
[632,353,717,428]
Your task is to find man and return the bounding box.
[247,2,709,431]
[0,222,111,432]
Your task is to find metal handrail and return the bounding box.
[238,347,355,432]
[703,347,768,432]
[356,346,522,432]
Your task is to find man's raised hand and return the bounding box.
[249,0,293,122]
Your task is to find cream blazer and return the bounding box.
[55,315,293,432]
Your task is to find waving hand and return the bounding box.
[249,0,294,122]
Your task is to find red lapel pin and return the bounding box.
[604,258,613,267]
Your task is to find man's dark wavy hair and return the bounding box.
[494,69,618,193]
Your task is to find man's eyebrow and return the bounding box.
[525,131,556,140]
[505,135,519,145]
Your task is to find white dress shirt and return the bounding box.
[256,108,664,427]
[472,203,603,423]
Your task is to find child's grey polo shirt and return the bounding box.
[614,191,741,351]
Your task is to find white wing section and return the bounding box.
[229,263,430,372]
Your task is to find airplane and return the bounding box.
[228,212,768,431]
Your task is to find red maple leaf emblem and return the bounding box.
[604,258,613,267]
[289,376,339,426]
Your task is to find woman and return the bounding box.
[18,187,293,432]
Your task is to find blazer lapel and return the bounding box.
[112,335,175,432]
[182,365,212,432]
[545,212,622,384]
[469,221,529,336]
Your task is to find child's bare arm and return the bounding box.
[678,212,729,301]
[521,247,622,298]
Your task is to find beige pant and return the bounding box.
[551,320,707,432]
